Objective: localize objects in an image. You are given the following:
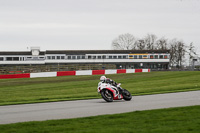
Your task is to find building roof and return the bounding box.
[46,50,170,55]
[0,50,170,56]
[0,51,45,55]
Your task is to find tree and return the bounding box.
[156,37,168,50]
[186,42,197,69]
[169,39,177,67]
[111,33,137,50]
[169,39,186,68]
[187,42,197,60]
[111,33,195,69]
[176,41,186,68]
[144,34,157,50]
[136,39,146,50]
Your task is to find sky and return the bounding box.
[0,0,200,54]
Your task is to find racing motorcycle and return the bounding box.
[97,82,132,102]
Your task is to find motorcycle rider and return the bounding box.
[100,76,122,91]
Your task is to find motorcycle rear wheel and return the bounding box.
[122,89,132,101]
[101,90,113,102]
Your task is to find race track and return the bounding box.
[0,90,200,124]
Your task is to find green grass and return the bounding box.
[0,71,200,105]
[0,105,199,133]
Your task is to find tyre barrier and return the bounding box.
[0,69,150,79]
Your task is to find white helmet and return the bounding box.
[100,76,106,82]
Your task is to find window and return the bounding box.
[123,56,127,59]
[92,56,96,59]
[159,55,163,59]
[47,56,51,59]
[72,56,76,59]
[82,56,85,59]
[109,56,112,59]
[118,56,122,59]
[143,55,147,58]
[129,55,133,58]
[77,56,81,59]
[150,55,154,59]
[61,56,65,59]
[6,57,12,61]
[52,56,55,59]
[134,55,137,59]
[139,55,142,59]
[20,57,24,61]
[155,55,158,59]
[98,56,101,59]
[88,56,92,59]
[68,56,71,59]
[113,56,117,59]
[164,55,168,59]
[102,55,106,59]
[5,57,19,61]
[13,57,19,61]
[0,57,3,61]
[39,57,45,59]
[57,56,60,59]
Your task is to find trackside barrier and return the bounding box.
[30,72,57,78]
[135,69,143,73]
[117,69,126,74]
[105,69,117,74]
[0,69,150,79]
[92,70,105,75]
[142,69,149,72]
[57,71,76,76]
[126,69,135,73]
[76,70,92,76]
[0,73,30,79]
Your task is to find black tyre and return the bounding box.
[101,89,113,102]
[122,89,132,101]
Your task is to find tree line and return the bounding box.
[111,33,197,68]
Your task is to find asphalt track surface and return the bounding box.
[0,90,200,124]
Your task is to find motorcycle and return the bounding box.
[97,82,132,102]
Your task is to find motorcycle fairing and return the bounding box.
[98,82,123,100]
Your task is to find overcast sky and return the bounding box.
[0,0,200,54]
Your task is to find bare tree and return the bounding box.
[169,39,186,68]
[186,42,197,69]
[176,41,186,68]
[112,33,138,50]
[136,39,146,50]
[111,33,193,69]
[187,42,197,60]
[144,34,157,50]
[156,37,168,50]
[169,39,177,67]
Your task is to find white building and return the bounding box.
[0,48,170,73]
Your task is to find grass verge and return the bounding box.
[0,105,199,133]
[0,71,200,105]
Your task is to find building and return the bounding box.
[0,47,170,74]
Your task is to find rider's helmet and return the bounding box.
[100,76,106,82]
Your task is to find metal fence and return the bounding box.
[0,64,116,74]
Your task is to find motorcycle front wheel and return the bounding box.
[122,89,132,101]
[101,89,113,102]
